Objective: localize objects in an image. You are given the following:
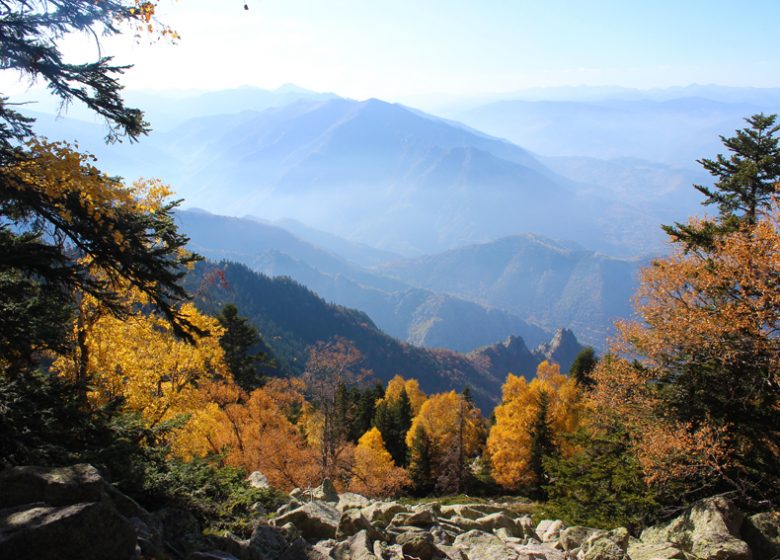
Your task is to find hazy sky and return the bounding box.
[4,0,780,100]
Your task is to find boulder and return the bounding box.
[336,509,385,541]
[247,471,271,490]
[626,540,687,560]
[472,512,521,537]
[189,552,241,560]
[741,511,780,560]
[440,505,487,521]
[0,464,104,508]
[337,492,371,511]
[396,530,440,560]
[511,544,566,559]
[250,522,292,558]
[154,506,209,556]
[641,496,750,560]
[559,526,598,551]
[332,530,380,560]
[0,501,136,560]
[360,502,407,524]
[453,530,514,560]
[311,479,339,503]
[273,501,341,540]
[515,516,540,541]
[536,519,564,543]
[580,527,630,560]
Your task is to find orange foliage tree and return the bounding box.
[592,204,780,502]
[487,361,583,490]
[349,427,409,498]
[405,390,485,491]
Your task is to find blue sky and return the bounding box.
[4,0,780,99]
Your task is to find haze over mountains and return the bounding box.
[19,82,780,354]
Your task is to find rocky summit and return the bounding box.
[2,465,779,560]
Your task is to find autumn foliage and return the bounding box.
[487,361,583,490]
[350,428,409,498]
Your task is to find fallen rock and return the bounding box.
[273,501,341,540]
[626,540,686,560]
[453,530,513,560]
[440,505,487,521]
[0,464,104,508]
[536,519,565,543]
[559,526,598,551]
[337,492,371,511]
[311,479,339,503]
[0,501,136,560]
[189,551,241,560]
[360,502,408,524]
[473,512,521,538]
[332,530,379,560]
[641,496,750,560]
[247,471,271,490]
[336,509,385,541]
[396,530,440,560]
[741,511,780,560]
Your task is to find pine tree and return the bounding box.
[216,304,269,391]
[569,347,598,388]
[528,390,557,498]
[373,387,413,467]
[664,113,780,248]
[407,425,435,496]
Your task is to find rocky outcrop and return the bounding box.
[2,466,774,560]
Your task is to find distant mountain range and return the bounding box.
[176,209,549,352]
[25,88,682,257]
[187,260,583,412]
[377,234,644,348]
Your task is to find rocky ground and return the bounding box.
[1,464,778,559]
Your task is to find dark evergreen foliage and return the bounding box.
[217,303,273,390]
[373,388,413,467]
[569,346,598,388]
[543,423,657,533]
[407,425,435,496]
[663,113,780,248]
[528,390,557,499]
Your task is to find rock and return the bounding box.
[440,505,486,520]
[273,501,341,540]
[0,501,136,560]
[189,552,241,560]
[393,505,438,528]
[436,544,468,560]
[154,506,209,556]
[579,528,630,560]
[512,543,566,559]
[453,530,513,560]
[129,515,164,559]
[536,519,565,543]
[641,496,750,560]
[446,516,483,532]
[559,526,599,551]
[472,512,521,537]
[337,492,371,511]
[337,509,385,541]
[626,540,686,560]
[741,511,780,560]
[396,530,440,560]
[515,516,540,541]
[361,502,408,524]
[247,471,271,489]
[248,523,296,559]
[277,501,300,516]
[332,530,379,560]
[0,464,105,508]
[311,479,339,503]
[290,488,304,500]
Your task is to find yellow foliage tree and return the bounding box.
[349,427,409,498]
[487,361,583,490]
[53,300,227,427]
[382,375,427,415]
[405,390,485,489]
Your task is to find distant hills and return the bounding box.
[377,234,644,348]
[176,209,548,353]
[187,260,583,412]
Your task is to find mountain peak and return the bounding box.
[534,328,583,372]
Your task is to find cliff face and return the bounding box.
[533,328,583,373]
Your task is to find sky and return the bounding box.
[4,0,780,100]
